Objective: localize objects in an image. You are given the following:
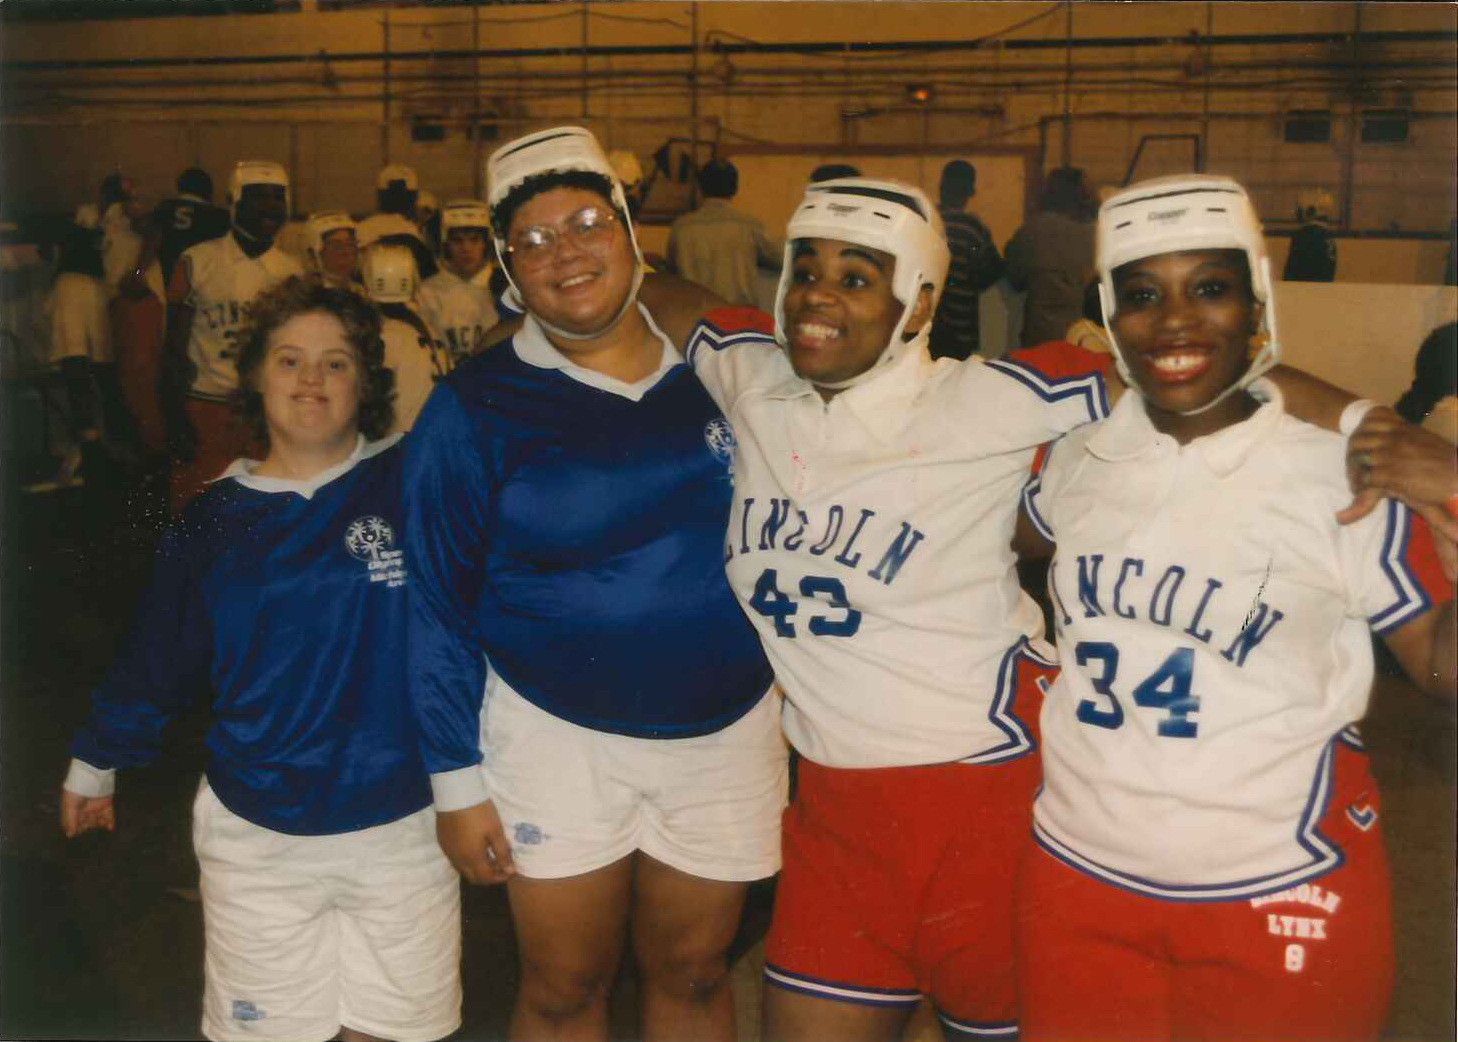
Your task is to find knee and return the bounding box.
[638,946,732,1005]
[517,959,614,1024]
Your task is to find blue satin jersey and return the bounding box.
[404,329,774,779]
[70,441,431,836]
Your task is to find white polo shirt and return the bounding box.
[179,235,303,401]
[687,318,1107,768]
[1023,382,1451,900]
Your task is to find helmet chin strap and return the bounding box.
[808,321,924,393]
[798,280,923,394]
[231,219,273,249]
[506,262,644,343]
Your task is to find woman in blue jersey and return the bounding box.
[61,276,461,1042]
[402,127,785,1042]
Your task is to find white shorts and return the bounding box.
[192,780,462,1042]
[483,683,787,882]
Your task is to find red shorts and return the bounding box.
[1017,737,1393,1042]
[169,398,263,515]
[765,649,1054,1037]
[110,294,166,453]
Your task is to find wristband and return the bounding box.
[1446,493,1458,523]
[1339,398,1378,437]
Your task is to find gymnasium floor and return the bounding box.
[1,469,1452,1042]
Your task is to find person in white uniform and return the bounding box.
[417,199,499,363]
[160,159,303,513]
[304,210,360,288]
[1015,174,1455,1042]
[362,243,448,434]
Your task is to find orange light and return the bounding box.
[907,84,933,105]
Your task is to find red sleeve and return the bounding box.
[1007,340,1109,382]
[1404,511,1455,608]
[703,305,774,337]
[1030,441,1053,478]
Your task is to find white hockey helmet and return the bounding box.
[440,198,492,236]
[377,164,419,192]
[305,209,357,256]
[1096,173,1278,414]
[229,159,290,218]
[416,189,439,223]
[773,176,950,389]
[484,126,642,340]
[361,244,418,304]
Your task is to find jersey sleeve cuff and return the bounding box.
[429,764,490,812]
[63,758,116,798]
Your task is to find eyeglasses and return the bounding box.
[506,206,619,269]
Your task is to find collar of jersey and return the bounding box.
[767,331,931,443]
[222,231,289,273]
[1086,376,1283,477]
[513,302,681,402]
[217,433,402,499]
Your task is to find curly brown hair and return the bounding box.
[233,275,395,444]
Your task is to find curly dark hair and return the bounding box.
[491,169,622,271]
[232,275,395,445]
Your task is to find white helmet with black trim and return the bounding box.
[773,176,950,390]
[361,243,418,304]
[306,209,356,256]
[1096,173,1278,415]
[485,126,642,340]
[229,159,290,220]
[377,164,419,193]
[440,198,492,236]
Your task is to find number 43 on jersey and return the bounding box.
[748,568,862,638]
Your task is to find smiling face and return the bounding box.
[1109,248,1262,440]
[782,237,911,395]
[505,186,634,338]
[257,310,361,462]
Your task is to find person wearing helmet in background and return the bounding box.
[305,210,361,288]
[362,243,449,434]
[357,164,437,281]
[159,159,303,514]
[416,199,499,364]
[1284,186,1338,282]
[402,126,783,1042]
[1014,173,1453,1042]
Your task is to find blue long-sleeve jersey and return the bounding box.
[70,439,431,836]
[403,326,774,784]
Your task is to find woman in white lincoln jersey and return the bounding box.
[1016,174,1455,1042]
[676,176,1114,1042]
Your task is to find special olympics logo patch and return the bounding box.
[344,516,395,561]
[704,418,736,476]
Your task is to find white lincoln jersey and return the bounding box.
[418,266,499,362]
[1022,383,1449,900]
[180,235,303,401]
[686,314,1108,769]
